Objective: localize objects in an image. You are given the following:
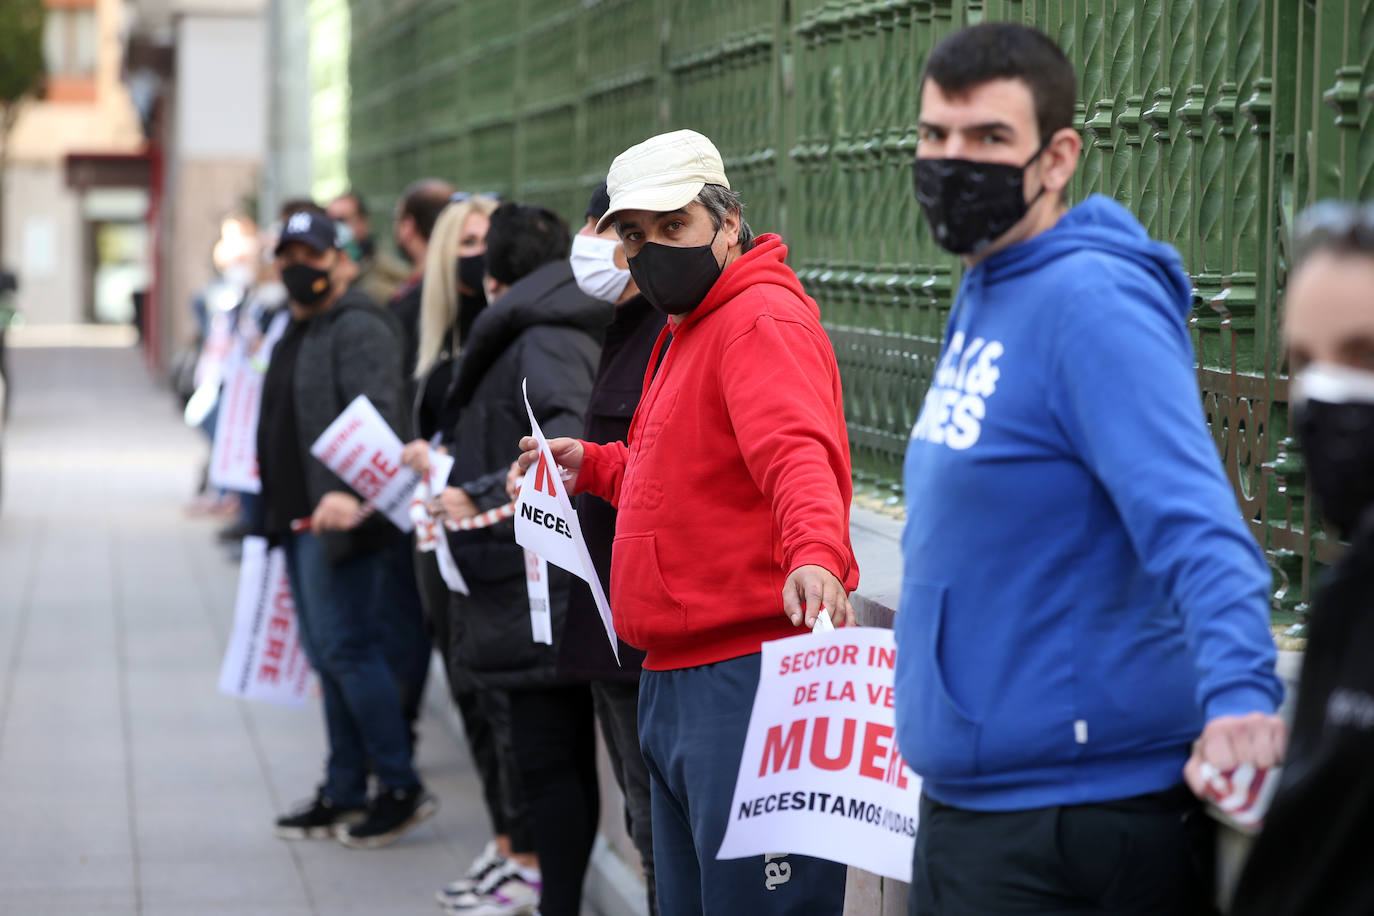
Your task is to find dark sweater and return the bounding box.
[558,295,663,682]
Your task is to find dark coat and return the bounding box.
[1230,514,1374,916]
[264,289,409,563]
[441,259,611,691]
[557,294,663,682]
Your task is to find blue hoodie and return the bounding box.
[895,195,1282,811]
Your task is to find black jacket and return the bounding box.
[441,259,611,691]
[1230,516,1374,915]
[557,294,664,682]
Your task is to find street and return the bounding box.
[0,335,490,914]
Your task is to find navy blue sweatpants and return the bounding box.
[638,653,848,915]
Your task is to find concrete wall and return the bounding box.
[3,165,85,325]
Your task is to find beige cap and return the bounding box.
[595,129,730,234]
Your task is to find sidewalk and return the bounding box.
[0,338,491,914]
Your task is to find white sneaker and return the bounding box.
[436,841,509,905]
[441,861,541,915]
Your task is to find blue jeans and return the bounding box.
[638,654,847,916]
[375,536,432,730]
[283,532,420,807]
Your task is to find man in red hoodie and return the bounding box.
[515,129,858,915]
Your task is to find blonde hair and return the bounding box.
[415,194,500,379]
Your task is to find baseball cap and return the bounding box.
[274,209,338,255]
[596,129,729,234]
[585,182,611,221]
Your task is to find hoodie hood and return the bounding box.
[975,194,1193,320]
[674,233,818,334]
[451,259,612,409]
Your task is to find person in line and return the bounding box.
[1229,201,1374,916]
[513,129,858,916]
[328,189,411,305]
[894,23,1285,913]
[434,203,611,916]
[389,178,457,387]
[256,205,436,849]
[556,182,663,915]
[399,193,532,903]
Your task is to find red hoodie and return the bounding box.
[576,234,859,670]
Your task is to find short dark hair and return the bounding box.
[1294,201,1374,268]
[334,190,367,218]
[400,179,457,241]
[922,23,1078,144]
[485,203,571,286]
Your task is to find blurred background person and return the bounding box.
[1230,201,1374,916]
[328,189,410,305]
[388,178,456,390]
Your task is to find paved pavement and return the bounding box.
[0,338,492,914]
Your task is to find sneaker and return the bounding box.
[441,861,540,915]
[336,785,438,849]
[274,789,366,840]
[436,840,509,905]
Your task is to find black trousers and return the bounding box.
[911,784,1216,915]
[510,685,600,916]
[415,549,530,849]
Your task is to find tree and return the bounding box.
[0,0,46,263]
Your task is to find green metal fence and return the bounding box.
[338,0,1374,621]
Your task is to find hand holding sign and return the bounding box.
[512,379,616,661]
[309,395,422,532]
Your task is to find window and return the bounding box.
[43,2,97,102]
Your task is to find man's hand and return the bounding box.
[512,436,585,493]
[401,439,430,475]
[783,565,856,629]
[1184,712,1288,797]
[431,486,480,523]
[311,491,363,533]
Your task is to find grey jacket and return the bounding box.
[292,289,410,562]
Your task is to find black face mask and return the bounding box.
[281,262,333,307]
[457,253,487,299]
[627,229,722,316]
[912,145,1047,256]
[1293,364,1374,539]
[357,234,376,261]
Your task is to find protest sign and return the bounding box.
[524,549,553,644]
[208,350,263,493]
[309,395,419,531]
[218,536,312,707]
[513,379,616,659]
[410,449,469,596]
[717,626,920,882]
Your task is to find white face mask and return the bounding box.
[570,234,631,303]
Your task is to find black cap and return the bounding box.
[585,182,611,221]
[275,209,338,255]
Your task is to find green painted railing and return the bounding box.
[338,0,1374,622]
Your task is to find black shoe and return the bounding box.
[335,785,438,849]
[274,789,366,840]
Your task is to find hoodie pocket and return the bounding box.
[895,579,981,779]
[609,533,689,646]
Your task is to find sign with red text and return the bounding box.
[716,627,920,882]
[309,395,419,531]
[513,379,616,659]
[208,349,264,493]
[218,536,312,707]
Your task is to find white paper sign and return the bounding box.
[208,349,264,493]
[524,549,553,644]
[410,450,469,596]
[512,379,617,660]
[218,536,313,707]
[309,395,420,532]
[717,627,920,882]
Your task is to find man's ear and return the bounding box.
[723,208,741,248]
[1041,127,1082,197]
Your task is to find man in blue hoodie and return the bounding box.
[896,23,1286,914]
